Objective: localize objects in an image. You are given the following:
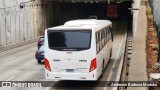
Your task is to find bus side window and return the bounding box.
[100,31,102,50]
[98,32,101,52]
[106,28,109,43]
[110,27,113,41]
[109,27,112,41]
[105,28,107,44]
[104,29,106,44]
[96,33,99,53]
[96,33,98,43]
[101,30,104,47]
[108,29,110,41]
[103,29,106,45]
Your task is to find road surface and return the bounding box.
[0,20,128,90]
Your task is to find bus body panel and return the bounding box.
[45,29,98,80]
[45,68,98,80]
[45,47,96,73]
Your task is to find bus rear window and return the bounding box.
[48,30,91,51]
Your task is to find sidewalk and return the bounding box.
[127,2,148,90]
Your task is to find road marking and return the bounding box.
[115,34,125,61]
[111,33,127,90]
[115,33,127,81]
[6,77,15,81]
[107,34,125,80]
[103,33,126,90]
[3,56,16,62]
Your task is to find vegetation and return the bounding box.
[146,3,159,74]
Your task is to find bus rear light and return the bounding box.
[89,58,97,72]
[44,58,51,71]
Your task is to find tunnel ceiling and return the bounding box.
[44,0,132,3]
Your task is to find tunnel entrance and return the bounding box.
[41,1,133,29]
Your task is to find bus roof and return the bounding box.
[47,19,112,31]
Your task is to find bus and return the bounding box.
[44,19,113,81]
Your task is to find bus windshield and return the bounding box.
[48,30,91,51]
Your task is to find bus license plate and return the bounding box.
[66,69,74,73]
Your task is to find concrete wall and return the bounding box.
[0,0,141,49]
[132,0,141,39]
[149,0,160,31]
[0,0,44,48]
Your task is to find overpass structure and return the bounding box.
[46,0,132,3]
[0,0,144,51]
[41,0,140,39]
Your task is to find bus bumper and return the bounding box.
[45,69,98,81]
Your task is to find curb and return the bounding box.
[0,38,38,52]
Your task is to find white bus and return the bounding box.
[44,19,113,81]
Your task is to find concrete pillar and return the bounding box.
[132,0,141,39]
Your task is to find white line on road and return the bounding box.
[115,34,125,61]
[103,33,126,90]
[3,56,16,62]
[6,77,15,81]
[115,33,127,81]
[109,33,125,78]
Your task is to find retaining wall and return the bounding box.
[0,0,45,51]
